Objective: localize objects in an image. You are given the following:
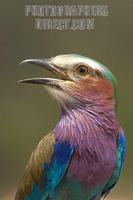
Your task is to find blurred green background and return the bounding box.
[0,0,133,199]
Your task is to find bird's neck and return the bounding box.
[54,102,118,148]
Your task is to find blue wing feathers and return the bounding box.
[118,130,126,163]
[25,141,74,200]
[102,129,126,198]
[43,141,74,190]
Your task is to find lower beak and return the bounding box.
[18,58,63,87]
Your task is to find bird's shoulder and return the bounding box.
[15,132,55,200]
[15,132,74,200]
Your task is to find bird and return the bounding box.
[16,54,126,200]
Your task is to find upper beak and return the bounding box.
[18,58,65,87]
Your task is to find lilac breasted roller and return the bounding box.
[16,54,126,200]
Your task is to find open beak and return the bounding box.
[18,58,65,88]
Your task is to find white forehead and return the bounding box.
[51,54,106,73]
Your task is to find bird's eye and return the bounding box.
[76,65,89,76]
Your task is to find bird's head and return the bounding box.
[19,54,117,111]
